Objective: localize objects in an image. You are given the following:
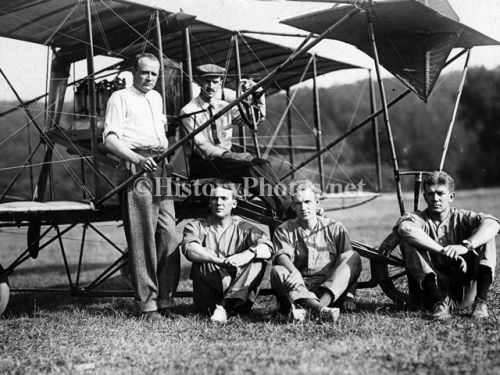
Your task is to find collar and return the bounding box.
[131,85,148,97]
[195,96,211,109]
[423,207,452,225]
[206,215,239,229]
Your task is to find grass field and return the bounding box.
[1,189,500,374]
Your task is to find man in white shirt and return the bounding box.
[179,64,294,220]
[104,53,179,320]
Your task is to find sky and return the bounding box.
[0,0,499,102]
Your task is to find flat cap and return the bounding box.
[196,64,226,78]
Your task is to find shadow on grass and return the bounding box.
[3,282,414,322]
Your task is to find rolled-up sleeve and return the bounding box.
[245,225,273,254]
[333,223,352,254]
[272,224,296,261]
[103,92,124,142]
[460,210,500,229]
[393,212,424,232]
[181,220,203,255]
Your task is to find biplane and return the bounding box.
[0,0,497,315]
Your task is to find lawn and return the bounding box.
[1,189,500,374]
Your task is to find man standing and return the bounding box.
[271,180,361,322]
[182,181,273,323]
[179,64,293,219]
[395,171,499,320]
[104,53,179,320]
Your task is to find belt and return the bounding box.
[132,147,166,156]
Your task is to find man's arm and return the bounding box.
[398,220,466,266]
[104,134,158,172]
[439,217,499,263]
[183,241,227,267]
[397,221,444,254]
[225,243,272,268]
[468,218,500,249]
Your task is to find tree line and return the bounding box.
[262,67,500,192]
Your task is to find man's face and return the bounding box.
[199,76,222,101]
[209,187,237,219]
[423,183,455,215]
[133,57,160,94]
[293,188,318,222]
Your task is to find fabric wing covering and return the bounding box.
[281,0,500,101]
[0,0,361,95]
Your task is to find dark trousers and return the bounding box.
[271,250,362,311]
[189,156,293,217]
[190,260,267,315]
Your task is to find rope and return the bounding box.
[91,0,112,54]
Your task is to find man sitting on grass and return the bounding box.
[395,171,499,320]
[271,180,361,322]
[181,181,273,323]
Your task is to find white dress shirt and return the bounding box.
[103,86,168,149]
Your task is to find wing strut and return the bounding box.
[85,0,101,199]
[438,49,471,171]
[366,7,404,214]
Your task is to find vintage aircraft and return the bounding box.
[0,0,497,314]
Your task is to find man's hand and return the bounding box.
[284,270,304,290]
[456,256,467,273]
[441,244,468,261]
[225,251,255,268]
[240,78,261,93]
[212,256,233,269]
[342,294,356,312]
[222,151,253,162]
[138,156,158,172]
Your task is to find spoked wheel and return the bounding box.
[0,265,9,315]
[370,232,410,304]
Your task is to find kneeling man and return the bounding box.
[395,171,499,320]
[271,180,361,322]
[182,181,273,323]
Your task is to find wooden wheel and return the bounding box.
[370,232,410,304]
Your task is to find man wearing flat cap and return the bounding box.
[179,63,294,219]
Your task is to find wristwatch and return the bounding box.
[248,247,258,259]
[461,239,477,255]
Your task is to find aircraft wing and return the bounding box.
[0,0,361,94]
[281,0,500,100]
[0,0,196,63]
[147,20,361,94]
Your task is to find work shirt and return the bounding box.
[273,217,352,277]
[395,207,500,267]
[182,215,273,258]
[179,96,237,159]
[103,86,168,149]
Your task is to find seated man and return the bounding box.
[181,181,273,323]
[395,171,499,320]
[271,180,361,322]
[179,63,293,219]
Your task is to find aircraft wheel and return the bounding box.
[0,266,9,315]
[370,232,410,304]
